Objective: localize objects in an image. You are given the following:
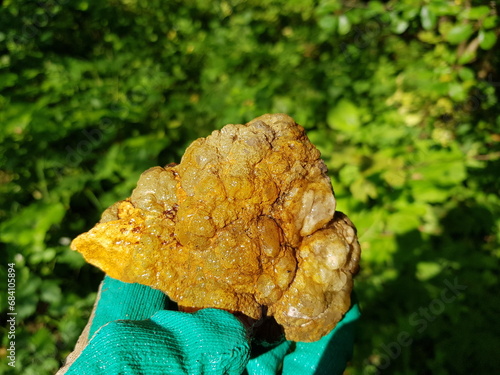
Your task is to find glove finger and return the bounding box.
[66,308,250,375]
[246,301,361,375]
[90,275,171,338]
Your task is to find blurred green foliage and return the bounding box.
[1,0,499,374]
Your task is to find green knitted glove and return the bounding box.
[58,276,359,375]
[57,276,250,375]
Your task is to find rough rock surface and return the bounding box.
[71,113,361,342]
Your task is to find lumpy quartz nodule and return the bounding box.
[71,113,361,342]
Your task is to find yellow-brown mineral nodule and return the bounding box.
[71,113,361,342]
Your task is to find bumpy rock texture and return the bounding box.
[71,114,361,342]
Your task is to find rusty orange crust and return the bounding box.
[71,114,361,342]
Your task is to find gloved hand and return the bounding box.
[58,276,360,375]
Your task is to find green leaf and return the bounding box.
[338,14,351,35]
[350,178,377,202]
[482,15,498,29]
[76,1,89,11]
[391,17,409,34]
[457,48,476,65]
[40,281,62,304]
[413,158,467,185]
[30,248,57,264]
[57,247,86,269]
[1,104,33,140]
[272,96,293,113]
[462,6,490,20]
[0,72,17,89]
[327,99,360,133]
[318,15,338,32]
[448,83,466,101]
[410,180,449,203]
[429,3,460,16]
[315,0,342,16]
[445,23,474,44]
[367,1,385,13]
[458,67,475,81]
[30,327,56,355]
[420,6,436,30]
[0,202,66,249]
[386,211,421,234]
[417,30,441,44]
[479,30,497,50]
[339,164,360,186]
[416,262,443,281]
